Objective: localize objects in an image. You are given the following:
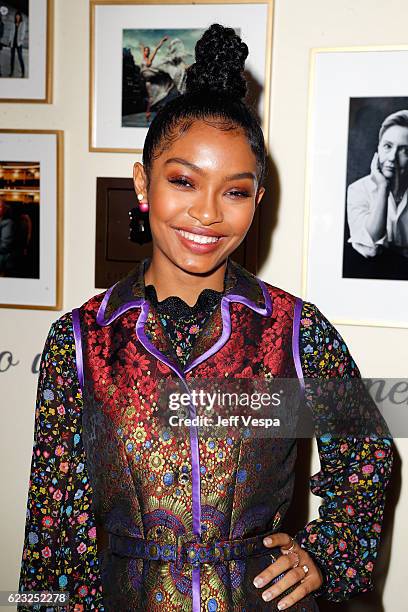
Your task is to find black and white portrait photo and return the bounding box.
[0,1,29,79]
[343,98,408,280]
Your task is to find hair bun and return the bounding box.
[185,23,248,99]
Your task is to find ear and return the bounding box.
[255,186,265,209]
[133,161,148,198]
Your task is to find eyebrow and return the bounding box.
[164,157,256,182]
[383,140,408,147]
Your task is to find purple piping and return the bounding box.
[192,568,200,612]
[185,278,273,374]
[292,297,305,394]
[72,308,84,394]
[96,282,145,327]
[135,301,202,611]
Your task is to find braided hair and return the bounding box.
[142,23,267,187]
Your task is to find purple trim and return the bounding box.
[96,282,145,327]
[292,297,305,394]
[192,567,200,612]
[185,278,273,374]
[135,300,203,609]
[226,277,273,316]
[135,301,185,380]
[72,308,84,394]
[185,295,232,374]
[96,271,272,328]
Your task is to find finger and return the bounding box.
[253,552,298,588]
[260,564,310,603]
[276,579,313,610]
[263,532,293,549]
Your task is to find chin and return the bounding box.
[382,170,394,179]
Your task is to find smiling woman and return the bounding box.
[18,23,392,612]
[133,120,264,291]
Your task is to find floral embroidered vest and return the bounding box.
[72,256,316,612]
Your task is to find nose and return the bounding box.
[187,191,223,225]
[386,146,397,162]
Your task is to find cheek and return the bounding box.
[148,186,185,222]
[227,204,255,233]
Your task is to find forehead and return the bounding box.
[381,124,408,144]
[159,119,256,166]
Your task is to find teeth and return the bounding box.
[178,229,220,244]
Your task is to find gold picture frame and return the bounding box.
[0,129,63,310]
[0,0,54,104]
[302,45,408,329]
[89,0,274,153]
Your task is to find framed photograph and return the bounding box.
[303,46,408,329]
[90,0,273,153]
[0,0,53,103]
[0,130,63,310]
[95,177,259,288]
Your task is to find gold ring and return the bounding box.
[281,536,296,555]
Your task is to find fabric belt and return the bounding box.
[108,531,281,569]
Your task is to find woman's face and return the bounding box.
[15,13,21,24]
[134,119,265,276]
[378,124,408,181]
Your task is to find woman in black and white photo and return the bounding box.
[344,108,408,280]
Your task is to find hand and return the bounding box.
[160,36,169,44]
[253,532,323,610]
[370,152,389,189]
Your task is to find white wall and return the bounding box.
[0,1,406,610]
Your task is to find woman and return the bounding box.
[18,24,392,612]
[139,36,169,123]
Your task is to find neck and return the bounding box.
[392,172,408,198]
[144,250,227,307]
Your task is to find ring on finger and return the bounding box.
[281,536,296,555]
[288,552,300,569]
[302,564,309,575]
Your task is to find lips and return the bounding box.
[174,225,225,237]
[174,227,224,252]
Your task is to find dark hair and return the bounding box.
[142,23,267,187]
[15,11,23,20]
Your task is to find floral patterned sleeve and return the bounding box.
[18,312,104,611]
[294,301,393,602]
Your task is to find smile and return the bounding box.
[176,229,221,244]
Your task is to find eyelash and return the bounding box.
[168,177,251,198]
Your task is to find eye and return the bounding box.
[168,176,194,188]
[226,189,252,199]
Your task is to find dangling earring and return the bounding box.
[137,192,149,213]
[129,193,151,245]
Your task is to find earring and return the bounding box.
[129,196,152,245]
[137,192,149,213]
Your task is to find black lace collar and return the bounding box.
[144,280,225,318]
